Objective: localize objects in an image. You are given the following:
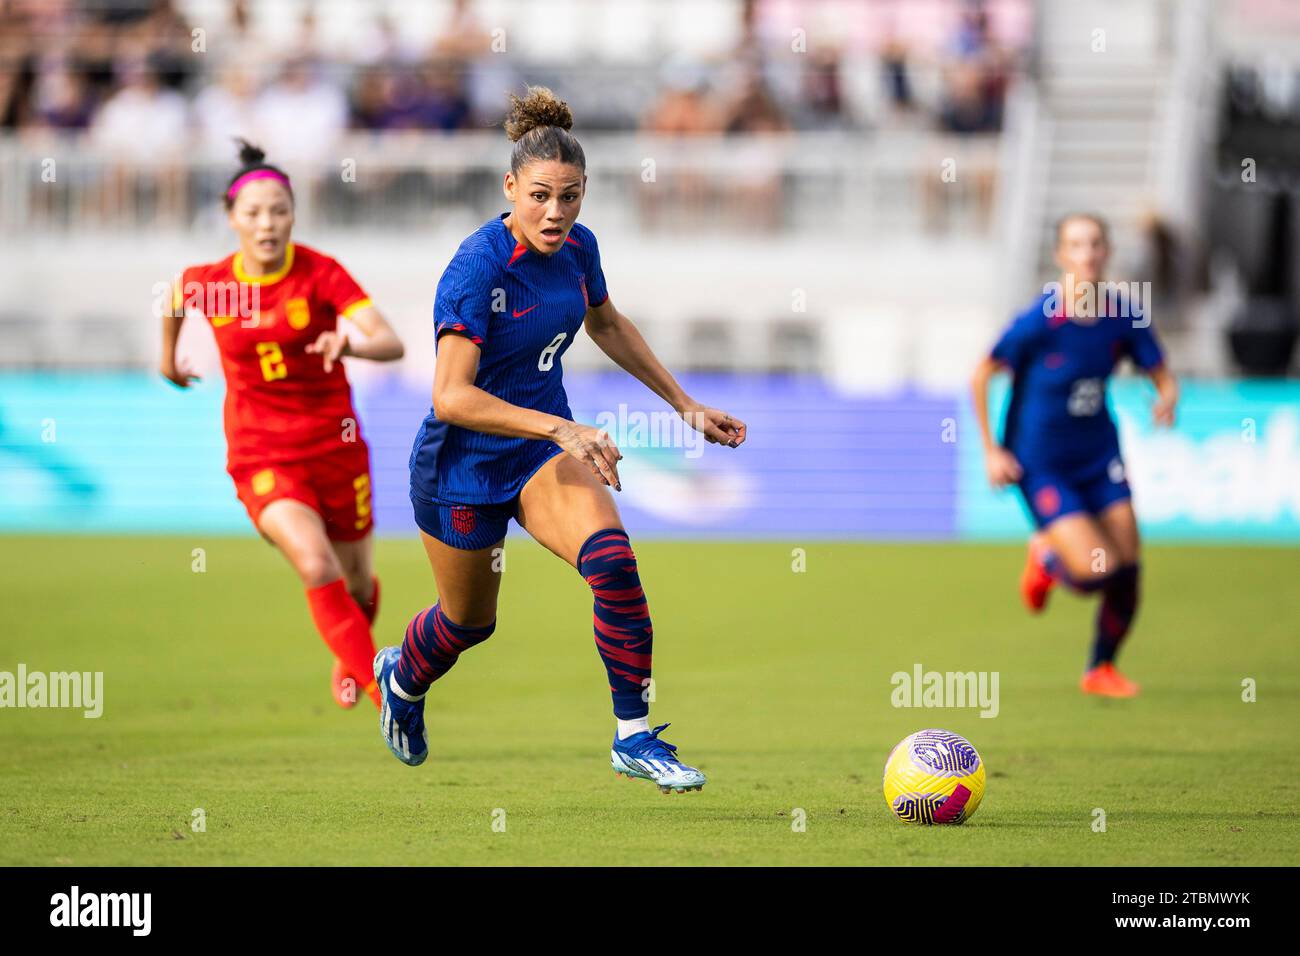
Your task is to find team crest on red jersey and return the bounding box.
[451,506,477,536]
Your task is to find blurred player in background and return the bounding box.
[373,87,746,791]
[161,140,405,710]
[971,213,1179,697]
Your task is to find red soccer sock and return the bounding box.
[306,578,381,708]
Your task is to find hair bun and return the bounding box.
[504,86,573,142]
[234,137,267,167]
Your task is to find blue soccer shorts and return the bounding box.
[410,492,517,551]
[409,447,565,551]
[1016,454,1132,529]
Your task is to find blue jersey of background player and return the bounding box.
[972,213,1179,699]
[376,87,747,788]
[995,284,1163,500]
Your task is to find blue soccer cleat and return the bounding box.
[374,647,428,767]
[610,723,706,794]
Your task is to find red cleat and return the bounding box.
[1020,535,1055,613]
[1079,662,1140,698]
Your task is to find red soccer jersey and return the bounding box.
[174,242,373,470]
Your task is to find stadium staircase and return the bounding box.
[1009,0,1215,288]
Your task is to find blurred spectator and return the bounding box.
[921,1,1007,233]
[192,62,259,156]
[642,61,722,136]
[349,66,400,130]
[639,60,723,232]
[721,68,789,232]
[432,0,514,129]
[939,60,999,133]
[31,59,95,129]
[433,0,493,60]
[0,64,26,130]
[722,69,788,135]
[90,55,187,158]
[351,12,416,69]
[407,57,471,131]
[284,2,324,61]
[800,45,847,131]
[880,37,915,115]
[128,0,194,91]
[0,3,35,130]
[253,56,346,163]
[938,1,1007,134]
[206,0,277,68]
[90,54,188,224]
[65,14,120,108]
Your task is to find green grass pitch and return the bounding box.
[1,535,1297,866]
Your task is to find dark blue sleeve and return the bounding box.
[990,309,1042,370]
[579,227,608,307]
[1126,309,1165,370]
[434,253,498,347]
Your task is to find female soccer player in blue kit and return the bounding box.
[971,213,1178,698]
[373,88,747,790]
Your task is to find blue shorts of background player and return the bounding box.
[1016,453,1132,530]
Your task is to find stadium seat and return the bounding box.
[683,319,737,373]
[767,318,821,375]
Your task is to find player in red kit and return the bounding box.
[161,140,404,709]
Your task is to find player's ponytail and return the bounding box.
[504,86,585,174]
[224,138,293,209]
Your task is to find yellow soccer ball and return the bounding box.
[882,729,985,824]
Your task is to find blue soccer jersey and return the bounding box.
[992,291,1164,474]
[410,213,609,504]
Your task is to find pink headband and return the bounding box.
[227,169,292,202]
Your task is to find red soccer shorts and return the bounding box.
[230,440,373,541]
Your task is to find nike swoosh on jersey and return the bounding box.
[512,304,539,318]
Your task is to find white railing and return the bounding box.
[994,75,1051,313]
[0,129,1003,237]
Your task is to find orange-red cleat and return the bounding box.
[1079,662,1140,698]
[1020,535,1055,613]
[331,660,381,709]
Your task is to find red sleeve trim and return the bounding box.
[436,323,483,346]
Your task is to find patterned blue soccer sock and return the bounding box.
[394,602,495,698]
[1090,564,1140,667]
[578,528,652,720]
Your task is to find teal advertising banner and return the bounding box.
[958,378,1300,541]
